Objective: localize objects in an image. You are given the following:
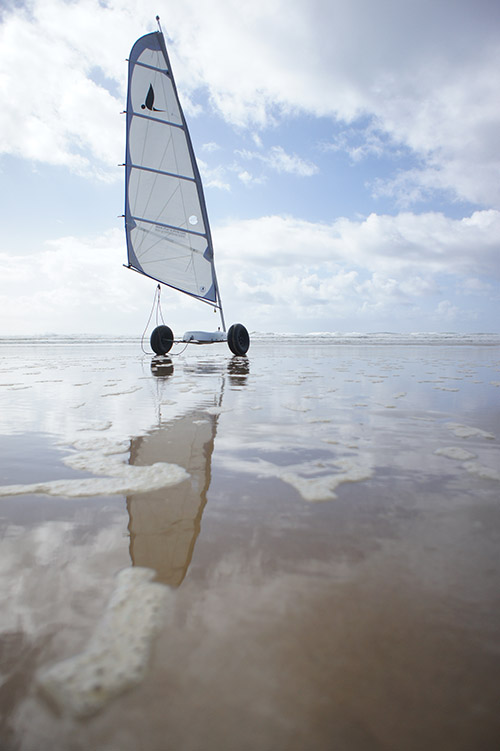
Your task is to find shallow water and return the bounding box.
[0,336,499,750]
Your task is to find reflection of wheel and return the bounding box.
[151,356,174,378]
[228,355,249,385]
[227,324,250,355]
[150,325,174,354]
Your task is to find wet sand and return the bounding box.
[0,335,499,750]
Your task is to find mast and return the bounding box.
[155,29,226,333]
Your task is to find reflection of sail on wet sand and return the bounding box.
[127,406,218,587]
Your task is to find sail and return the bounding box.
[125,32,218,304]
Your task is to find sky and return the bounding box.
[0,0,499,335]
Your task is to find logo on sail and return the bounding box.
[141,84,164,112]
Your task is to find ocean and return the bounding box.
[0,334,499,750]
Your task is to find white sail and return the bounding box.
[125,31,219,305]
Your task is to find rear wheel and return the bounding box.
[227,324,250,355]
[150,325,174,354]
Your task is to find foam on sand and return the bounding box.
[434,446,499,481]
[37,567,167,717]
[463,462,500,481]
[278,457,373,502]
[435,447,477,462]
[231,454,374,502]
[0,437,189,498]
[445,422,495,440]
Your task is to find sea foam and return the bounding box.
[37,567,167,716]
[0,437,189,498]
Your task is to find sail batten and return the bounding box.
[130,164,197,182]
[133,111,184,129]
[133,61,169,73]
[128,214,207,238]
[124,31,220,306]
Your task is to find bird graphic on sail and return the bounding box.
[141,83,165,112]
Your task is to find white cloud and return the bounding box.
[322,124,389,162]
[436,300,459,322]
[197,159,231,191]
[238,145,318,177]
[212,209,500,331]
[460,278,493,296]
[1,208,498,335]
[1,0,498,205]
[251,133,263,149]
[201,142,221,154]
[238,170,267,187]
[0,1,131,178]
[163,0,500,207]
[0,229,150,334]
[216,210,500,279]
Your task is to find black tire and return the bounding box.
[150,325,174,354]
[227,323,250,355]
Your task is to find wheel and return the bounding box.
[150,325,174,354]
[227,323,250,355]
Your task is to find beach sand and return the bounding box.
[0,334,499,750]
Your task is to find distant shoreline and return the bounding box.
[1,332,499,347]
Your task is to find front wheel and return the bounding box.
[227,324,250,355]
[150,325,174,354]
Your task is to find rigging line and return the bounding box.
[155,284,166,326]
[170,340,191,356]
[159,297,166,325]
[140,284,161,354]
